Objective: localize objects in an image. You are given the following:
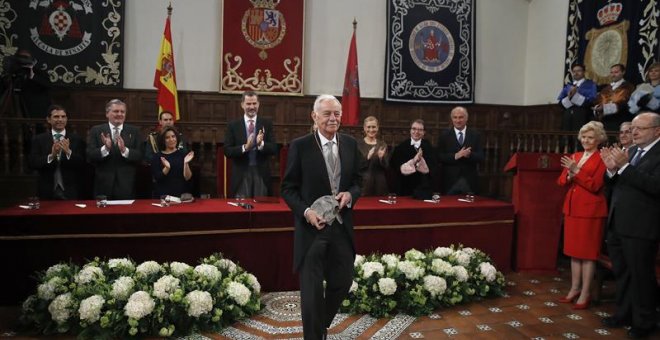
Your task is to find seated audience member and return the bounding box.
[558,63,597,132]
[437,106,484,195]
[144,110,188,165]
[390,119,437,198]
[28,104,85,200]
[593,64,635,132]
[628,62,660,115]
[151,126,194,198]
[86,99,143,199]
[357,116,389,196]
[617,122,633,151]
[556,121,608,310]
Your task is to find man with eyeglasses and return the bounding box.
[437,106,484,195]
[600,112,660,338]
[390,118,437,198]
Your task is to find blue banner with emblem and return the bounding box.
[0,0,124,88]
[385,0,475,104]
[563,1,659,86]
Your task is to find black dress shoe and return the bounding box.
[602,316,630,328]
[627,326,655,339]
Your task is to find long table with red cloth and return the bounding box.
[0,196,513,305]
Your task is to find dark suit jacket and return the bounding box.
[281,132,362,271]
[86,123,143,199]
[389,138,437,196]
[224,117,277,196]
[437,128,484,194]
[606,143,660,240]
[28,131,85,199]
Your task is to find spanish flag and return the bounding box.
[153,5,180,120]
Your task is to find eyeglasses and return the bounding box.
[410,128,424,132]
[630,125,659,131]
[618,130,632,134]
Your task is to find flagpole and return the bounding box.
[168,2,172,16]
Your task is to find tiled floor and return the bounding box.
[1,264,657,339]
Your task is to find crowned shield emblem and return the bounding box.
[241,0,287,60]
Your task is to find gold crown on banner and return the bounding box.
[250,0,280,9]
[597,2,623,26]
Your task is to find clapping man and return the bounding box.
[28,104,85,199]
[599,112,660,338]
[86,99,143,199]
[224,91,277,198]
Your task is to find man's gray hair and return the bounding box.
[105,99,126,113]
[313,94,341,113]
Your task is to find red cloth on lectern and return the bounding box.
[504,153,567,272]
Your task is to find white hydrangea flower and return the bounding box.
[227,281,251,306]
[479,262,497,282]
[377,278,397,296]
[185,290,213,317]
[423,275,447,297]
[48,293,73,324]
[111,276,135,300]
[431,259,453,275]
[124,291,155,320]
[454,250,471,267]
[153,275,180,300]
[246,274,261,294]
[75,265,104,285]
[362,262,384,279]
[169,262,192,277]
[78,295,105,323]
[45,264,69,277]
[194,264,221,282]
[349,280,358,293]
[462,247,476,256]
[433,247,453,258]
[108,258,134,271]
[404,249,425,261]
[38,277,65,300]
[354,255,365,267]
[397,260,425,281]
[453,266,469,282]
[381,254,400,269]
[218,259,237,273]
[135,261,162,277]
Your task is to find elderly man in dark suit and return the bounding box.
[28,104,85,200]
[600,112,660,339]
[437,106,484,195]
[224,91,277,198]
[281,94,362,340]
[86,99,143,199]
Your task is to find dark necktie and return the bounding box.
[630,148,645,166]
[248,120,255,135]
[458,131,464,146]
[53,133,64,192]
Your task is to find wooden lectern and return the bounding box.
[504,152,568,272]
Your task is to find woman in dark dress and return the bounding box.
[151,126,194,197]
[357,116,389,196]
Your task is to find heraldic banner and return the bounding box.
[385,0,475,104]
[220,0,304,95]
[0,0,124,88]
[564,1,659,86]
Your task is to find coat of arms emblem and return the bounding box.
[241,0,286,60]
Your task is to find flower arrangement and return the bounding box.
[341,245,506,318]
[20,253,261,339]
